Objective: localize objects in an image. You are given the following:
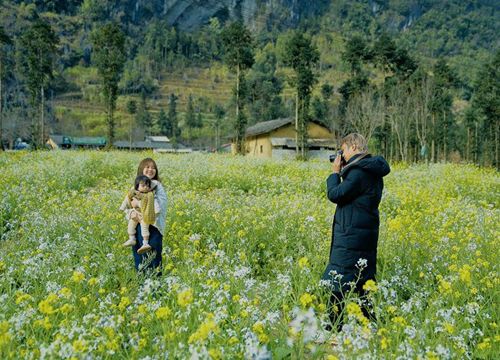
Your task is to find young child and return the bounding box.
[119,175,158,254]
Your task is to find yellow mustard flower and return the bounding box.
[177,288,194,307]
[298,257,309,269]
[118,296,131,311]
[155,306,172,320]
[362,279,378,292]
[299,293,313,308]
[72,339,87,353]
[188,317,218,344]
[72,271,85,283]
[0,321,12,348]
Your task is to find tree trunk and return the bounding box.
[465,128,469,162]
[41,86,44,148]
[443,112,447,162]
[431,114,435,163]
[300,99,307,160]
[0,59,3,151]
[236,64,240,154]
[496,121,499,169]
[215,122,220,153]
[390,121,394,161]
[401,140,408,162]
[129,113,132,150]
[107,91,115,148]
[295,92,299,155]
[475,121,479,165]
[110,100,114,147]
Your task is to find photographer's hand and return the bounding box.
[332,155,342,174]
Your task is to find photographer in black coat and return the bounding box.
[322,133,390,331]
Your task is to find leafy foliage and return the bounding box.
[17,18,58,147]
[221,22,255,154]
[281,31,319,158]
[90,22,126,145]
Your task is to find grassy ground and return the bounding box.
[0,151,498,358]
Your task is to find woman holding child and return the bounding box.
[121,158,167,274]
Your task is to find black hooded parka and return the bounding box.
[322,153,391,292]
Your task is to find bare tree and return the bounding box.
[344,87,385,143]
[411,77,433,162]
[386,84,417,162]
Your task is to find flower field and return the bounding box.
[0,151,498,359]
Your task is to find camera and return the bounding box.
[329,150,344,163]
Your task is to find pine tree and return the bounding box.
[157,109,169,137]
[246,43,285,124]
[339,36,371,117]
[221,22,255,154]
[18,19,58,148]
[167,93,180,139]
[373,33,416,80]
[430,59,457,162]
[213,103,225,151]
[185,94,196,140]
[281,31,319,159]
[342,35,372,76]
[91,22,126,147]
[0,26,13,151]
[195,112,203,129]
[126,99,137,149]
[471,51,500,168]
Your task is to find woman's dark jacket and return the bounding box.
[322,153,390,292]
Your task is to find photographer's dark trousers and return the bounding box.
[327,289,373,332]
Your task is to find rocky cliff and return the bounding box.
[129,0,327,31]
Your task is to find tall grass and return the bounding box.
[0,151,498,359]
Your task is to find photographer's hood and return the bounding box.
[342,154,391,178]
[356,155,391,177]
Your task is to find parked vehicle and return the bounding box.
[13,138,31,150]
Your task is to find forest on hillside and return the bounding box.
[0,0,498,166]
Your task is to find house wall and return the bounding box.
[270,124,295,138]
[273,149,333,160]
[243,122,334,158]
[271,123,332,139]
[246,136,272,157]
[308,122,334,138]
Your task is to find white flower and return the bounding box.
[188,344,209,360]
[264,311,280,325]
[189,233,201,242]
[435,344,451,359]
[404,326,417,339]
[356,258,368,269]
[277,273,291,291]
[234,266,251,279]
[244,331,271,360]
[319,279,332,287]
[244,278,256,289]
[45,281,62,293]
[288,307,321,344]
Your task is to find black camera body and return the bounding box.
[329,150,344,163]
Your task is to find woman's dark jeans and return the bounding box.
[132,224,162,276]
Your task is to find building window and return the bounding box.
[260,145,263,153]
